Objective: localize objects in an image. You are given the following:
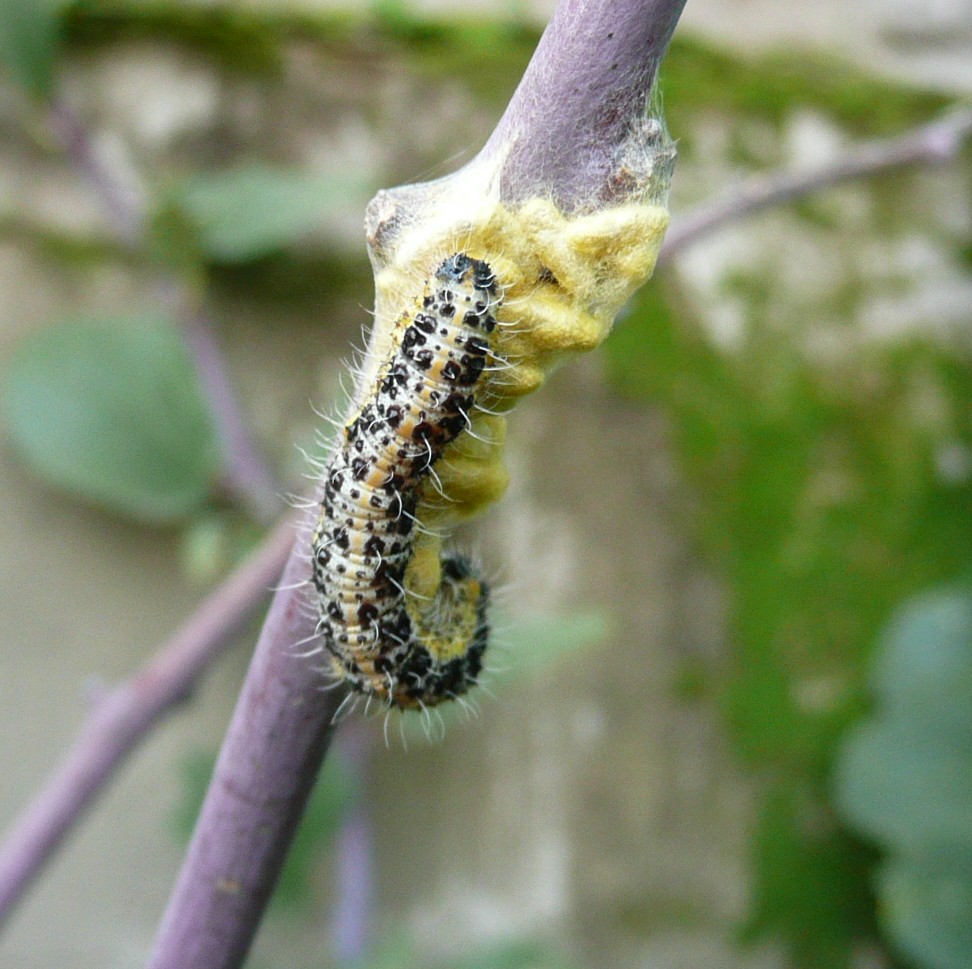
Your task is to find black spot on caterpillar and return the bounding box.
[311,253,498,710]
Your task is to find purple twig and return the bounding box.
[331,723,374,967]
[145,2,689,967]
[146,523,337,968]
[0,515,298,927]
[483,0,688,207]
[659,107,972,267]
[48,98,144,247]
[177,298,284,525]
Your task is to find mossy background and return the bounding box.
[1,3,971,969]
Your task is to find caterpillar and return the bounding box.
[311,253,499,710]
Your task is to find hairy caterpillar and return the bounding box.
[313,117,674,714]
[311,253,499,710]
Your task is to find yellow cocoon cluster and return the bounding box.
[358,190,669,599]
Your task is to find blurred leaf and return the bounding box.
[835,585,972,969]
[836,719,972,859]
[180,513,237,583]
[179,511,264,584]
[870,588,972,735]
[0,0,63,98]
[880,859,972,969]
[397,611,607,744]
[174,749,356,913]
[492,610,609,684]
[2,317,219,523]
[450,940,582,969]
[835,586,972,858]
[160,165,370,263]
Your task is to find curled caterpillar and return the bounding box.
[311,253,498,709]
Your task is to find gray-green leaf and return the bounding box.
[880,859,972,969]
[162,165,371,263]
[3,317,220,523]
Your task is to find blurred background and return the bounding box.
[1,1,971,968]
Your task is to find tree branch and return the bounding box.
[659,106,972,266]
[146,520,336,968]
[483,0,687,205]
[0,515,297,927]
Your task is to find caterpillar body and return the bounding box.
[312,253,498,710]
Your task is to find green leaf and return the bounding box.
[835,719,972,857]
[3,317,219,523]
[0,0,63,98]
[457,940,583,969]
[160,165,371,263]
[835,587,972,859]
[871,588,972,735]
[491,610,609,684]
[880,859,972,969]
[835,586,972,969]
[398,611,607,744]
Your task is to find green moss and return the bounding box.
[0,217,134,265]
[59,4,957,148]
[63,0,537,98]
[603,273,972,967]
[663,36,952,136]
[208,251,374,312]
[64,1,286,74]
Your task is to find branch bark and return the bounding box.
[146,527,336,968]
[483,0,687,205]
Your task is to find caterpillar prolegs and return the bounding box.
[311,253,498,710]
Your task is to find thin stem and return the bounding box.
[0,515,298,928]
[659,107,972,266]
[177,296,284,525]
[48,97,144,246]
[331,723,375,967]
[146,528,341,969]
[484,0,688,205]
